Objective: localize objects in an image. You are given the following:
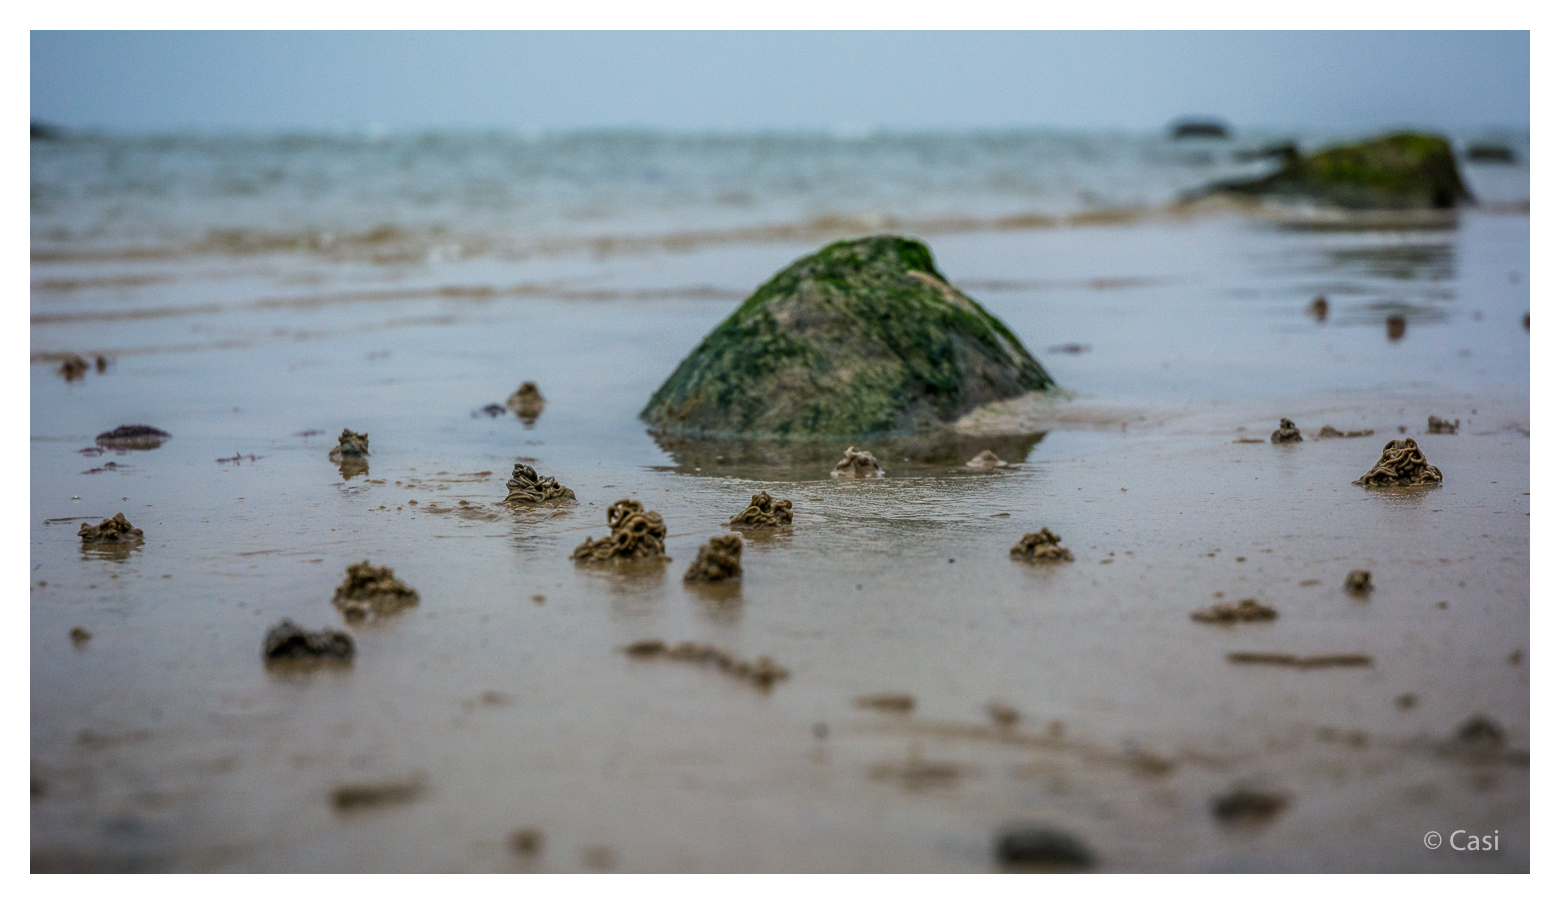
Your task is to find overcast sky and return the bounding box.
[30,31,1529,133]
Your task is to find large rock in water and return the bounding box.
[1207,132,1472,210]
[641,236,1054,438]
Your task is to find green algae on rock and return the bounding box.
[640,236,1054,438]
[1203,132,1472,210]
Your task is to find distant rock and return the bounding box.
[1465,142,1516,164]
[1170,118,1230,140]
[641,236,1054,438]
[31,121,63,141]
[1200,132,1473,210]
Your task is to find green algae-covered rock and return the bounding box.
[1209,132,1472,210]
[641,236,1053,438]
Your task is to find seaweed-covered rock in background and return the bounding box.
[1344,570,1374,595]
[506,382,546,423]
[1010,528,1074,564]
[501,463,575,505]
[1354,438,1443,488]
[1308,296,1329,321]
[685,535,743,583]
[831,446,883,478]
[96,425,170,450]
[571,499,669,563]
[78,513,143,544]
[729,491,792,528]
[1426,415,1459,435]
[1270,419,1303,444]
[1191,598,1277,624]
[332,560,420,620]
[263,619,355,663]
[640,236,1054,438]
[328,429,370,461]
[1202,132,1472,210]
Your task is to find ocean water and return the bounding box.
[30,129,1530,872]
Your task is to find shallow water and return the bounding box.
[31,132,1529,872]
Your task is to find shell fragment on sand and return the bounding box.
[332,560,419,620]
[501,463,575,505]
[328,429,369,461]
[729,491,793,528]
[571,499,669,562]
[78,513,143,543]
[832,446,883,478]
[1354,438,1442,488]
[685,535,743,583]
[1010,528,1074,564]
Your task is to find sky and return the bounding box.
[30,31,1530,133]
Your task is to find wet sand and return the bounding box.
[30,212,1529,871]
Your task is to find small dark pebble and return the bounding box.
[1395,693,1418,710]
[69,626,92,647]
[1344,570,1373,595]
[509,827,544,856]
[331,778,423,811]
[1455,715,1504,749]
[1211,788,1289,824]
[994,825,1095,869]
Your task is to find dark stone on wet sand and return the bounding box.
[263,619,355,662]
[95,425,170,450]
[641,236,1054,438]
[995,825,1095,869]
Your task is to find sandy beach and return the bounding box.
[30,129,1529,871]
